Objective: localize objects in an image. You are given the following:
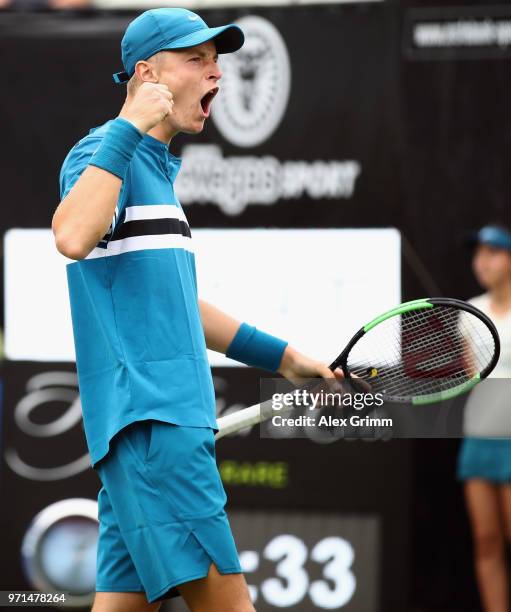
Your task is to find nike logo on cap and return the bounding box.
[188,15,199,21]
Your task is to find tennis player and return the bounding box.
[457,224,511,612]
[52,9,342,612]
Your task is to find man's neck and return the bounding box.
[146,122,176,146]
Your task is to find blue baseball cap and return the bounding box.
[113,8,244,84]
[468,225,511,252]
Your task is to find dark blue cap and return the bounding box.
[113,8,244,84]
[469,225,511,252]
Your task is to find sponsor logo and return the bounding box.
[219,460,289,489]
[404,6,511,59]
[212,15,291,147]
[176,144,361,216]
[4,372,90,481]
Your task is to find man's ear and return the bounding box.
[134,60,159,83]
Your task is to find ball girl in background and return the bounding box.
[458,225,511,612]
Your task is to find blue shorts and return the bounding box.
[94,419,242,603]
[457,437,511,483]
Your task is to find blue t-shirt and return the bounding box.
[59,120,217,468]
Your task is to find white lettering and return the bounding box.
[175,145,362,216]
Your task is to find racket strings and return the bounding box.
[346,306,496,401]
[403,308,494,366]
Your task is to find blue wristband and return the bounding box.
[89,117,143,180]
[226,323,288,372]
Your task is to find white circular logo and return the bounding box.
[212,15,291,148]
[21,499,99,608]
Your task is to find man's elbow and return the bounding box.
[53,226,91,261]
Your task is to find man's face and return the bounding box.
[155,40,222,134]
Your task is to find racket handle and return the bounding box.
[215,376,346,440]
[215,397,295,440]
[215,403,261,440]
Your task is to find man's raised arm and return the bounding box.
[52,82,173,260]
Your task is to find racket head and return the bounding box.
[330,297,500,405]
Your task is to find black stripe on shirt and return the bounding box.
[110,218,191,242]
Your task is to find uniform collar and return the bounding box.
[141,131,170,153]
[140,132,182,181]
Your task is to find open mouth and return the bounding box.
[200,87,219,117]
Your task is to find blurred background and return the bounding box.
[1,0,509,610]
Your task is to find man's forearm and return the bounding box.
[52,117,144,260]
[198,299,340,383]
[199,299,292,373]
[199,299,242,354]
[52,166,122,260]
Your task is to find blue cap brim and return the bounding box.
[157,23,244,55]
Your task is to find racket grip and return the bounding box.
[215,397,294,441]
[215,403,261,440]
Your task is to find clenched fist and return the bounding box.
[119,83,174,134]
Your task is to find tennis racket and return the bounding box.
[215,297,500,440]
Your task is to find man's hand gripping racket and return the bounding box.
[216,298,500,440]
